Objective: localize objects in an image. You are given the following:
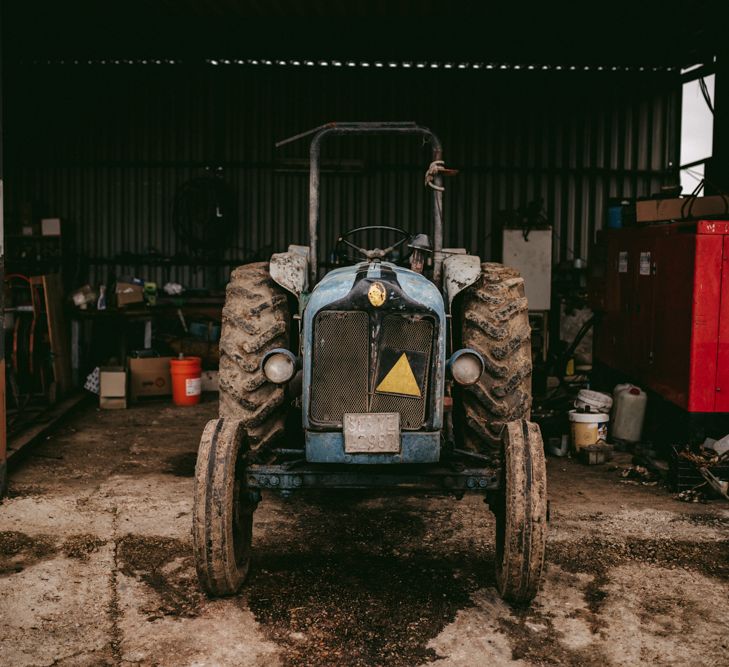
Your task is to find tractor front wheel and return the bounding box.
[491,419,547,604]
[193,418,256,596]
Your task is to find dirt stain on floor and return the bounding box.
[62,534,106,561]
[493,537,729,666]
[498,606,610,667]
[2,483,47,499]
[0,530,57,576]
[247,551,475,667]
[1,531,108,575]
[245,495,487,667]
[116,534,205,619]
[548,537,729,582]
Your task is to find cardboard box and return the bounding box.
[41,217,62,236]
[100,366,127,409]
[636,195,729,224]
[129,357,172,401]
[116,281,144,307]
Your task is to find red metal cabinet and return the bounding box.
[650,231,694,408]
[594,220,729,413]
[717,235,729,412]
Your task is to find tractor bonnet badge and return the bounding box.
[368,281,387,307]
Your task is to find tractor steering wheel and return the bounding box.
[336,225,412,262]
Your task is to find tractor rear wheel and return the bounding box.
[193,418,256,596]
[456,263,532,462]
[492,419,547,604]
[218,261,291,455]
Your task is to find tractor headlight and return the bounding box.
[261,349,298,384]
[448,349,485,386]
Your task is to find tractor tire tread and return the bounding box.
[192,418,252,596]
[494,420,548,604]
[218,262,291,454]
[456,262,532,458]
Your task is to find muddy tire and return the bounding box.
[218,262,291,455]
[456,263,532,460]
[193,418,256,596]
[492,420,547,604]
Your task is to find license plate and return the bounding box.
[343,413,400,454]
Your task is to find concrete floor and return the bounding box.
[1,399,728,667]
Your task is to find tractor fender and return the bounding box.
[270,245,309,297]
[442,251,482,310]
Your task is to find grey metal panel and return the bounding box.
[3,66,679,288]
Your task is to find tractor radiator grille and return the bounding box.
[310,311,369,423]
[310,310,434,429]
[371,315,433,429]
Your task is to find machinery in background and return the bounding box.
[499,202,552,367]
[590,219,729,442]
[502,227,552,312]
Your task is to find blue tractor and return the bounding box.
[192,122,547,603]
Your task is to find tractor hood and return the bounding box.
[306,261,445,316]
[301,261,447,437]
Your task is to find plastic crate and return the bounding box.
[670,446,729,491]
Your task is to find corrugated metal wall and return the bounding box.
[4,65,680,288]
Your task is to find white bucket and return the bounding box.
[569,409,609,452]
[574,389,613,413]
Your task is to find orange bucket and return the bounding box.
[170,356,202,406]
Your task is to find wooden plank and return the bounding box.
[6,392,87,459]
[28,276,47,391]
[1,360,7,497]
[42,273,73,396]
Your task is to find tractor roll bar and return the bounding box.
[276,122,445,286]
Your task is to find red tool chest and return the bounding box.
[592,220,729,413]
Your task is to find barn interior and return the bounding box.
[1,3,728,665]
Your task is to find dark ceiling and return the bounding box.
[2,0,722,67]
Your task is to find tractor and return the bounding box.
[192,122,547,604]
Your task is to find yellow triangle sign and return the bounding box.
[376,353,421,397]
